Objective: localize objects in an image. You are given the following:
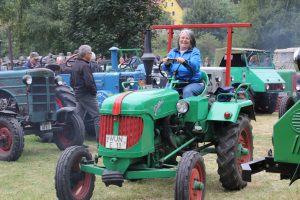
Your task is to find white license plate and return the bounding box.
[105,135,127,149]
[40,122,52,131]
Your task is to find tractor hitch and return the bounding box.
[242,156,300,184]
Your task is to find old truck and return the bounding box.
[208,47,286,114]
[0,68,84,161]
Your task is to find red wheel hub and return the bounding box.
[71,157,92,199]
[0,127,12,151]
[189,163,205,200]
[238,128,252,165]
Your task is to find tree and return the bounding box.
[63,0,163,55]
[234,0,300,50]
[183,0,237,40]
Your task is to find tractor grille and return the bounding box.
[31,77,56,112]
[292,110,300,133]
[99,115,144,149]
[267,83,284,91]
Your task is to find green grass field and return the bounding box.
[0,113,299,200]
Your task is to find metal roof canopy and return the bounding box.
[151,23,252,86]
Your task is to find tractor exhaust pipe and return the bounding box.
[141,29,156,85]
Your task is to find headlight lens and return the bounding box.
[231,76,234,82]
[153,77,160,85]
[265,84,270,90]
[176,100,189,114]
[296,85,300,91]
[55,76,64,86]
[127,77,134,86]
[22,75,32,85]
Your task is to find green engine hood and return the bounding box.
[100,89,179,119]
[249,68,284,83]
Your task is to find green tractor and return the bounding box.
[55,30,255,199]
[0,68,85,161]
[211,48,285,114]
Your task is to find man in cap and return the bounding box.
[23,52,40,69]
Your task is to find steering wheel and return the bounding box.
[158,58,194,81]
[46,64,61,72]
[66,53,78,67]
[119,57,137,71]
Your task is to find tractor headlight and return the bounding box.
[22,75,32,85]
[231,76,234,82]
[153,77,161,85]
[55,76,64,86]
[282,83,286,90]
[127,77,134,86]
[176,100,189,114]
[296,85,300,91]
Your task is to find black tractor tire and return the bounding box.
[56,85,96,137]
[0,116,24,161]
[278,96,295,118]
[254,92,278,114]
[175,151,206,200]
[216,114,253,190]
[55,146,95,200]
[53,112,85,151]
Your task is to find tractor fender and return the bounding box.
[56,107,76,122]
[207,101,255,123]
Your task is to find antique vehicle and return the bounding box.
[55,28,255,200]
[0,67,84,161]
[275,48,300,118]
[212,47,285,114]
[242,93,300,185]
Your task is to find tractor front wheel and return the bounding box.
[0,116,24,161]
[55,146,95,200]
[175,151,206,200]
[278,96,295,118]
[216,114,253,190]
[53,111,85,150]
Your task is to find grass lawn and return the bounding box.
[0,113,299,199]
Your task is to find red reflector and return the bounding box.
[224,112,232,119]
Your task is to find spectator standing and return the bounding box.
[23,52,40,69]
[70,45,100,141]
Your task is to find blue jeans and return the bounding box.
[183,83,204,98]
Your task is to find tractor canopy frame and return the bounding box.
[151,23,252,86]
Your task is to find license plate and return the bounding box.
[105,135,127,149]
[40,122,52,131]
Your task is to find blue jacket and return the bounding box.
[162,47,202,82]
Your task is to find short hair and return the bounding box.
[78,45,92,59]
[177,29,196,49]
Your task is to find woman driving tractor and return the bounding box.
[161,29,203,98]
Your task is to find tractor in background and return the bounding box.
[55,28,255,200]
[208,48,285,114]
[242,85,300,185]
[274,48,300,118]
[0,67,84,161]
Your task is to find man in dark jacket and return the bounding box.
[70,45,100,141]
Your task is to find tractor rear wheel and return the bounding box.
[53,111,84,150]
[55,146,95,200]
[278,96,295,118]
[216,114,253,190]
[175,151,206,200]
[0,116,24,161]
